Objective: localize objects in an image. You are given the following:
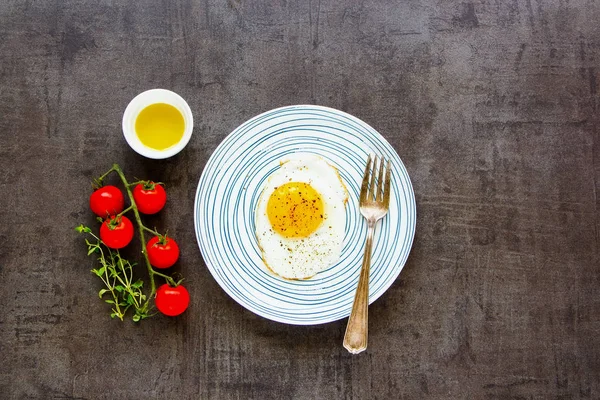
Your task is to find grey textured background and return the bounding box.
[1,1,599,399]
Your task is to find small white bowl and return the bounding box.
[122,89,193,159]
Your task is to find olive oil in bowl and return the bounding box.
[135,103,185,150]
[122,89,193,159]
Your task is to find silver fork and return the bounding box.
[343,154,391,354]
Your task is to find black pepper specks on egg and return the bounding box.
[255,154,348,280]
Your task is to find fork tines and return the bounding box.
[361,154,391,206]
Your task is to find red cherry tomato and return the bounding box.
[89,186,124,217]
[155,284,189,316]
[147,236,180,269]
[133,182,166,214]
[100,215,134,249]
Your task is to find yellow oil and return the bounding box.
[135,103,185,150]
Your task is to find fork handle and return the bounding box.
[343,220,375,354]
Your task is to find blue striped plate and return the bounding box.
[194,105,416,325]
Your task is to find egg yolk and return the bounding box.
[267,182,324,238]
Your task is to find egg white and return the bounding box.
[255,154,348,279]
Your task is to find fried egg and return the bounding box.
[255,154,348,279]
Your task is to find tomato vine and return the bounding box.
[76,163,183,321]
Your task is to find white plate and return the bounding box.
[194,105,416,325]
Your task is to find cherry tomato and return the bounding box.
[147,236,180,269]
[89,186,124,217]
[133,182,166,214]
[155,284,189,316]
[100,215,134,249]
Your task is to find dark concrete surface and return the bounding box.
[0,1,599,399]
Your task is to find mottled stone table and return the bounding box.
[1,1,599,399]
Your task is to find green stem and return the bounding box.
[117,205,134,217]
[113,268,129,289]
[98,246,122,318]
[110,164,157,302]
[118,256,130,286]
[151,270,177,286]
[95,167,116,185]
[127,180,145,187]
[142,225,161,237]
[117,256,141,309]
